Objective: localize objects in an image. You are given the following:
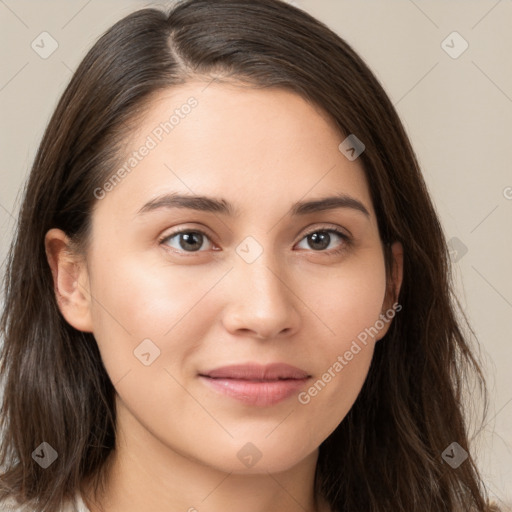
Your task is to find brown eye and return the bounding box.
[296,228,351,255]
[160,230,212,253]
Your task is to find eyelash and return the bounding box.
[158,225,352,257]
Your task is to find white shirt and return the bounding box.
[1,493,90,511]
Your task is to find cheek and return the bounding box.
[86,252,218,382]
[293,251,387,431]
[306,248,388,344]
[296,346,374,446]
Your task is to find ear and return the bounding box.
[44,228,93,333]
[376,241,404,340]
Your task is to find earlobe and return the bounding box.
[44,228,94,333]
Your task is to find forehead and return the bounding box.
[93,81,375,223]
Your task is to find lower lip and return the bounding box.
[199,376,309,406]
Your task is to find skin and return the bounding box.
[45,80,403,512]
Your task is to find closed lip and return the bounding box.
[198,362,310,381]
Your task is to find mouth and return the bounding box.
[198,363,311,407]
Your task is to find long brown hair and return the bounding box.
[0,1,500,510]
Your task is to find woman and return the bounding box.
[0,0,501,510]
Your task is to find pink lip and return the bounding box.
[198,363,311,407]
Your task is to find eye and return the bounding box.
[159,229,213,253]
[296,227,351,255]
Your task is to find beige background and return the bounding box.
[1,0,511,507]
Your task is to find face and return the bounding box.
[47,81,402,475]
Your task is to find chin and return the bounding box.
[196,437,319,475]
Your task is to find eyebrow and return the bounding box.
[136,192,371,218]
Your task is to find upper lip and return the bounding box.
[199,363,310,381]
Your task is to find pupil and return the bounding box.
[310,232,329,250]
[180,232,202,251]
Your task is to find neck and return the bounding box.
[82,400,330,512]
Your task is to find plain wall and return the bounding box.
[1,0,511,507]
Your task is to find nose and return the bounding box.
[220,252,302,340]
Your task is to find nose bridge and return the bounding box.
[236,237,289,307]
[221,234,300,338]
